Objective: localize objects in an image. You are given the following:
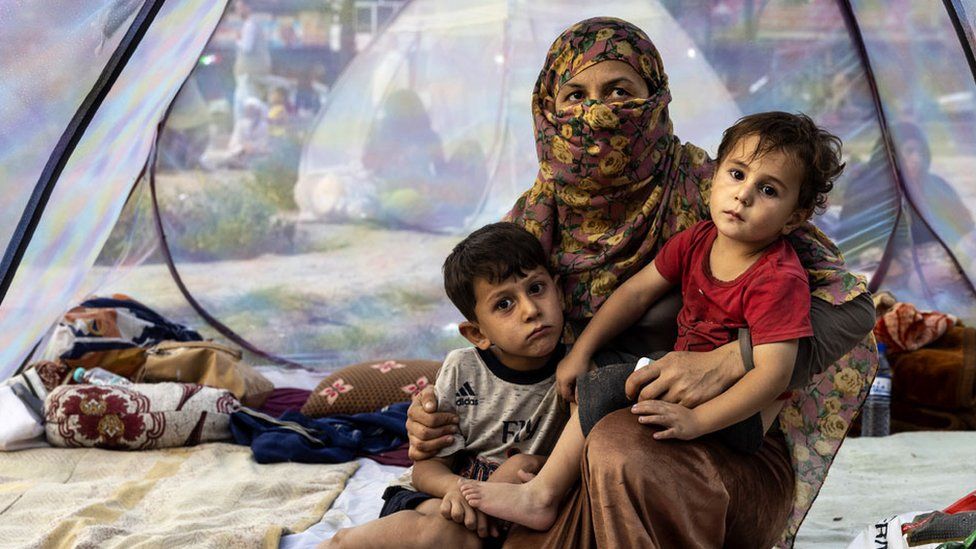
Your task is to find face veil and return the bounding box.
[507,16,713,319]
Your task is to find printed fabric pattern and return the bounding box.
[45,383,238,450]
[503,17,878,548]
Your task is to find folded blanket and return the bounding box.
[230,402,408,463]
[257,387,312,417]
[890,326,976,411]
[0,443,358,548]
[875,302,958,353]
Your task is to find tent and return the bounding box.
[2,0,976,379]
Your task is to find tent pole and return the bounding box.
[147,141,306,369]
[840,0,976,298]
[145,6,308,370]
[0,0,166,305]
[944,0,976,89]
[836,0,905,293]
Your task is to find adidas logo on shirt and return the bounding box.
[455,382,479,406]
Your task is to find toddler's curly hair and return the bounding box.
[716,111,844,216]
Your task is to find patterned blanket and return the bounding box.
[0,443,358,548]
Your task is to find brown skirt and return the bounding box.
[503,409,794,549]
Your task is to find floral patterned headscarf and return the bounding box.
[506,17,877,548]
[507,17,713,319]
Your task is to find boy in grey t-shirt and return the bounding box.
[324,223,569,548]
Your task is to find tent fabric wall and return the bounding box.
[0,1,142,260]
[0,1,228,379]
[294,0,740,229]
[1,0,975,376]
[837,0,976,315]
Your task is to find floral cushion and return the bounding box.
[301,359,441,417]
[44,383,239,450]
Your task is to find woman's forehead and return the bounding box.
[541,18,663,98]
[559,60,645,92]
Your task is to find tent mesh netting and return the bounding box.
[1,0,975,376]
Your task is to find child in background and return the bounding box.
[267,87,291,139]
[324,222,570,548]
[459,111,845,531]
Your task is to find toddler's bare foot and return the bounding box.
[458,478,558,531]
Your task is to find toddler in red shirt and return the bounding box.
[458,111,845,532]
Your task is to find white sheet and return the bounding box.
[280,458,408,549]
[279,432,976,548]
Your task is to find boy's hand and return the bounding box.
[556,352,591,403]
[441,481,491,536]
[631,400,704,440]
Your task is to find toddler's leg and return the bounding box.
[323,498,480,549]
[459,407,584,531]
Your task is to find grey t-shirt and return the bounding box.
[396,345,569,488]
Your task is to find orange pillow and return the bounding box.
[301,359,441,417]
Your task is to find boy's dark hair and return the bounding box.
[716,111,844,215]
[443,222,551,321]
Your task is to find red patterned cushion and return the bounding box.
[44,383,239,450]
[301,359,441,417]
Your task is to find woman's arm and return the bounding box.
[624,293,875,406]
[791,293,875,388]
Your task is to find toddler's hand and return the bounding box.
[556,352,591,403]
[631,400,704,440]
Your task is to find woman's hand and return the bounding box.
[624,346,744,408]
[631,400,704,440]
[406,387,459,461]
[555,351,592,403]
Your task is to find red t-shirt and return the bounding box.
[654,220,813,352]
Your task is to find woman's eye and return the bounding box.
[610,87,631,99]
[729,169,745,181]
[565,91,584,103]
[495,298,514,311]
[759,184,777,197]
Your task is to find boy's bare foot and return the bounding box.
[458,478,558,531]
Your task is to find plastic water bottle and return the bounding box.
[72,367,132,386]
[860,343,892,437]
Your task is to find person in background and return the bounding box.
[233,0,271,125]
[267,87,291,140]
[294,71,323,118]
[840,122,974,254]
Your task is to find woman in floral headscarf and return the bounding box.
[408,17,877,548]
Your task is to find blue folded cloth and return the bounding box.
[230,402,409,464]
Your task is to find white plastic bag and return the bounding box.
[0,384,47,451]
